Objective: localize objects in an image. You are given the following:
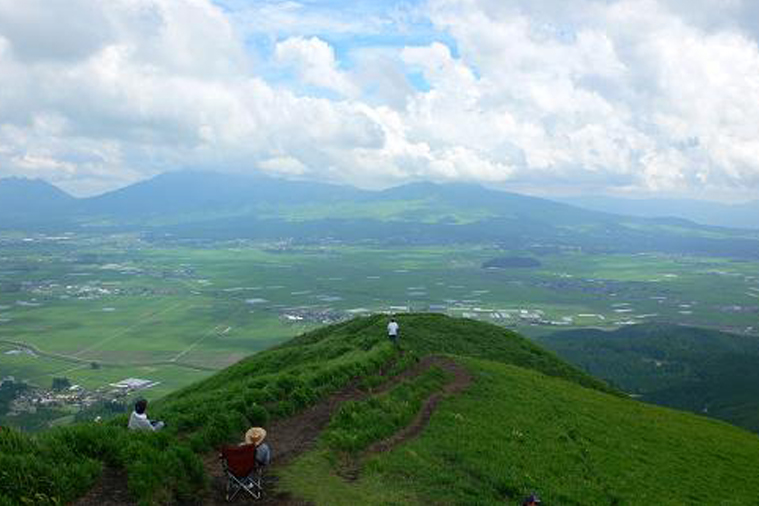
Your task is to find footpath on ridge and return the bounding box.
[202,354,472,505]
[74,353,473,506]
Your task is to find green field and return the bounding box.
[2,232,759,428]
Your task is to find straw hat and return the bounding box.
[245,427,267,446]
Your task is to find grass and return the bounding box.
[322,365,448,454]
[4,313,759,504]
[538,323,759,433]
[281,356,759,505]
[0,313,605,504]
[0,422,205,506]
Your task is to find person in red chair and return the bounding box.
[220,427,272,500]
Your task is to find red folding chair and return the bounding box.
[219,444,263,501]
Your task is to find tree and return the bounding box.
[52,377,71,391]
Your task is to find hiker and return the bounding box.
[522,493,541,506]
[127,399,165,431]
[387,317,400,346]
[244,427,272,467]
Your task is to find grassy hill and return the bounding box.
[2,315,759,505]
[538,323,759,433]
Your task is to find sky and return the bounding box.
[1,0,759,201]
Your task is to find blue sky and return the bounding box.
[1,0,759,201]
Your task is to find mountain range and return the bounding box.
[559,195,759,229]
[2,172,759,258]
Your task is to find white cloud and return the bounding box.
[275,36,357,97]
[1,0,759,199]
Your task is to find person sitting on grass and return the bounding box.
[243,427,272,467]
[522,493,541,506]
[127,398,165,431]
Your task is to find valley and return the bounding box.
[2,226,758,430]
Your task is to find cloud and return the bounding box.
[275,36,358,97]
[411,0,759,196]
[0,0,385,194]
[0,0,759,199]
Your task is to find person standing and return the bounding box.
[387,317,400,347]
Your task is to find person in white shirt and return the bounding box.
[387,318,400,347]
[128,399,165,431]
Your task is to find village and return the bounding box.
[1,374,159,421]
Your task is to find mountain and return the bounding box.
[538,323,759,432]
[4,172,759,258]
[4,314,759,505]
[0,177,75,220]
[558,195,759,229]
[79,170,366,217]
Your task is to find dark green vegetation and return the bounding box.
[4,314,759,505]
[0,382,26,416]
[539,323,759,433]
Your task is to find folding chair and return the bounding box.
[219,444,264,501]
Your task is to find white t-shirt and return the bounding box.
[128,411,154,431]
[387,321,399,336]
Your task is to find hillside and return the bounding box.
[538,323,759,433]
[3,172,759,259]
[3,314,759,505]
[559,195,759,230]
[0,177,75,222]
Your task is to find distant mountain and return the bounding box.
[538,323,759,433]
[80,170,366,217]
[3,172,759,258]
[557,195,759,229]
[0,177,75,219]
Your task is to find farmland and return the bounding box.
[1,230,758,428]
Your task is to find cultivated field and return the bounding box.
[2,231,758,427]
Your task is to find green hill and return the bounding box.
[2,315,759,505]
[538,323,759,433]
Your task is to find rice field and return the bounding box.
[2,232,758,422]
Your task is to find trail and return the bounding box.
[73,355,472,506]
[201,355,472,505]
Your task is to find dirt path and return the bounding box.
[73,467,135,506]
[202,355,472,505]
[72,354,472,506]
[366,356,471,454]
